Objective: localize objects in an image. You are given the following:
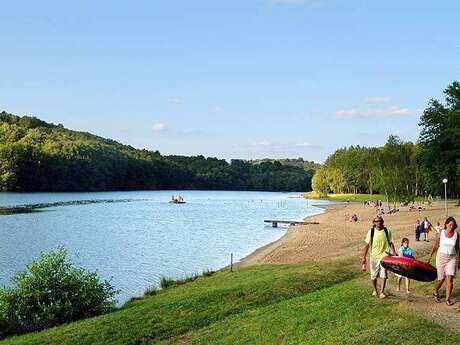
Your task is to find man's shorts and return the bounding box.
[369,258,387,280]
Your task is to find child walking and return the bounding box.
[396,238,416,293]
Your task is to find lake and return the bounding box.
[0,191,330,303]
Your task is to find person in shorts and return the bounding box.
[427,216,459,306]
[361,216,397,298]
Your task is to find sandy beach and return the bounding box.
[242,201,460,266]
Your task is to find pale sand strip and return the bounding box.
[241,201,459,266]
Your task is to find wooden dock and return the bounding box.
[264,220,319,228]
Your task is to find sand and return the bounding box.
[240,200,460,330]
[241,201,459,266]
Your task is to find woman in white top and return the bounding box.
[427,217,459,306]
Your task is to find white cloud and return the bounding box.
[361,96,392,104]
[167,97,181,105]
[209,106,224,113]
[246,141,321,157]
[272,0,314,4]
[296,142,321,149]
[332,106,416,119]
[152,123,166,132]
[253,140,272,147]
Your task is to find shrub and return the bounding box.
[144,286,159,297]
[159,277,178,289]
[202,270,215,277]
[0,247,117,338]
[160,270,216,290]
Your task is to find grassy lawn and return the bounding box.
[304,192,458,204]
[1,258,457,345]
[161,279,455,345]
[304,192,386,202]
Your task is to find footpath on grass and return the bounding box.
[1,200,460,344]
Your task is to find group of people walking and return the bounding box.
[361,215,459,306]
[414,217,443,242]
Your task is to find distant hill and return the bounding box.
[250,158,319,172]
[0,111,317,192]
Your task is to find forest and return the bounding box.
[312,81,460,201]
[0,113,317,192]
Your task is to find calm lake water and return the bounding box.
[0,191,331,303]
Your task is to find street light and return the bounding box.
[443,178,448,218]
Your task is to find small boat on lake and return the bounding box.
[169,200,186,204]
[170,195,186,204]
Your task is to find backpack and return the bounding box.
[370,226,391,247]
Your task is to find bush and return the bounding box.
[144,286,159,297]
[0,247,117,338]
[202,270,215,277]
[159,277,179,289]
[160,270,215,290]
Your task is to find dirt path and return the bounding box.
[393,291,460,333]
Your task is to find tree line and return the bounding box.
[0,113,317,192]
[312,81,460,201]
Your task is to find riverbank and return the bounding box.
[241,201,460,266]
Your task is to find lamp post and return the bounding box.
[443,178,448,218]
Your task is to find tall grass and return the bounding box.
[160,270,215,289]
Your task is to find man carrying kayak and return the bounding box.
[361,216,397,298]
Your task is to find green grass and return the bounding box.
[161,279,455,345]
[0,258,457,345]
[304,192,459,204]
[159,270,216,289]
[304,192,386,202]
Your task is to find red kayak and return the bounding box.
[380,256,437,282]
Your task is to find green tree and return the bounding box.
[0,247,117,337]
[419,81,460,197]
[312,167,330,196]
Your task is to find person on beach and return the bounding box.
[415,219,421,241]
[362,216,397,298]
[395,238,416,294]
[427,217,459,306]
[435,220,442,235]
[423,217,431,242]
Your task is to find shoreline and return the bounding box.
[240,200,459,266]
[239,202,330,266]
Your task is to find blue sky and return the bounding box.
[1,0,459,162]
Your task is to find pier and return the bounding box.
[264,220,319,228]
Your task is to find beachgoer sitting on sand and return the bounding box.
[395,238,416,294]
[361,216,397,298]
